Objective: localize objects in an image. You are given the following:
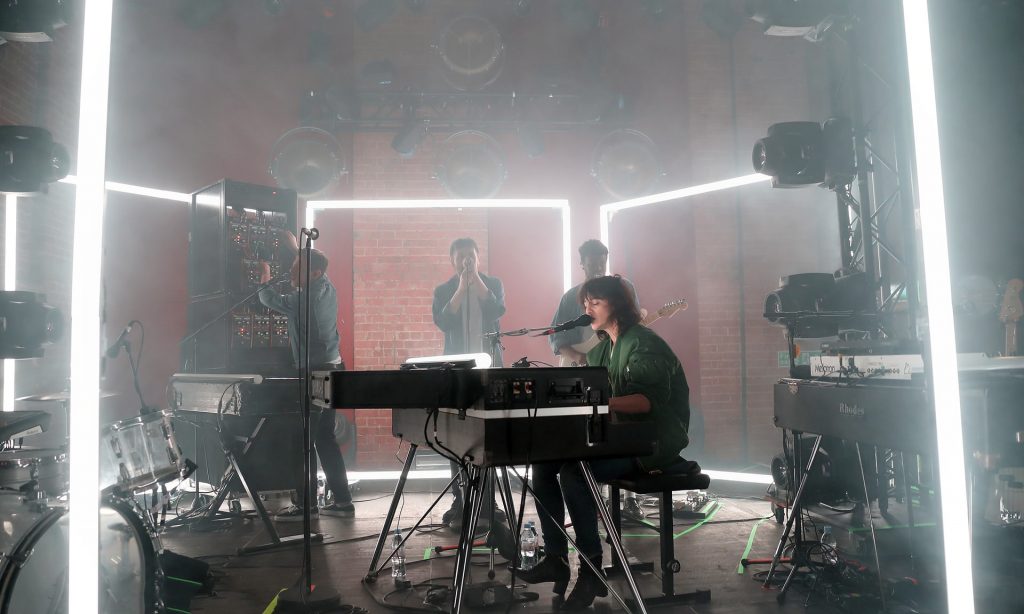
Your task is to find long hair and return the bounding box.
[577,275,642,332]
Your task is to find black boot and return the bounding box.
[517,553,570,596]
[563,555,608,609]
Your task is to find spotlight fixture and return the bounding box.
[269,127,347,199]
[0,291,63,359]
[435,131,506,199]
[0,0,70,43]
[745,0,846,42]
[391,120,428,158]
[763,271,875,338]
[0,126,70,194]
[591,129,663,200]
[752,119,854,189]
[437,15,505,91]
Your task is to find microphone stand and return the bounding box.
[483,327,548,368]
[278,228,342,612]
[178,276,288,372]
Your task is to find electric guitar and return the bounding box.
[999,279,1023,356]
[557,299,688,366]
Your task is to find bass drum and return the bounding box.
[0,492,161,613]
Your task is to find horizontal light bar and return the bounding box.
[703,470,773,485]
[308,198,574,291]
[602,173,770,216]
[601,173,771,268]
[308,198,568,210]
[60,175,191,203]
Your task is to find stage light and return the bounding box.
[591,129,663,200]
[0,0,70,43]
[751,121,824,188]
[752,119,855,189]
[391,120,428,157]
[0,291,63,359]
[0,126,70,194]
[745,0,846,42]
[269,126,346,199]
[435,131,506,199]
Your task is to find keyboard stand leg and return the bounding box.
[452,465,487,614]
[766,433,822,601]
[855,442,889,612]
[366,443,416,579]
[579,461,648,614]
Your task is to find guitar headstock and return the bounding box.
[999,279,1024,324]
[657,299,688,319]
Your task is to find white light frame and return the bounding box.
[307,199,573,292]
[902,1,974,612]
[69,1,113,613]
[600,173,771,268]
[3,195,17,412]
[60,174,192,203]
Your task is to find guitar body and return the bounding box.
[556,299,687,366]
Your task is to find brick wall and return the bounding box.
[3,1,839,473]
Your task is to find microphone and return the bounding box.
[300,227,319,240]
[105,323,133,358]
[539,314,593,336]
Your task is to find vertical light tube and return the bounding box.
[3,195,16,412]
[561,205,572,291]
[902,1,974,612]
[69,1,114,613]
[600,210,611,271]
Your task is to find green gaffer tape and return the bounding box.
[166,575,204,587]
[737,517,772,574]
[671,500,721,538]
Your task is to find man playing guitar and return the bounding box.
[549,240,639,366]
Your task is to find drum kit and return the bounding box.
[0,390,186,613]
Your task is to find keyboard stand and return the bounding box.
[204,417,321,555]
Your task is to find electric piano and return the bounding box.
[310,366,657,465]
[774,354,1024,462]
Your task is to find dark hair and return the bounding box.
[449,237,479,259]
[578,239,608,261]
[307,248,329,274]
[577,275,642,331]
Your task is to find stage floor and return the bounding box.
[158,481,1020,613]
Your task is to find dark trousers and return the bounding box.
[531,457,636,558]
[306,408,352,505]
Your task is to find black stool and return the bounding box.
[607,459,712,607]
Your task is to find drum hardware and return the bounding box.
[0,491,164,613]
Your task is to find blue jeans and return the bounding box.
[530,457,636,559]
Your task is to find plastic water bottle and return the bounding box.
[391,528,409,584]
[820,525,838,566]
[519,521,538,570]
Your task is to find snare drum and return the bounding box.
[100,410,183,494]
[0,492,161,613]
[0,448,69,496]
